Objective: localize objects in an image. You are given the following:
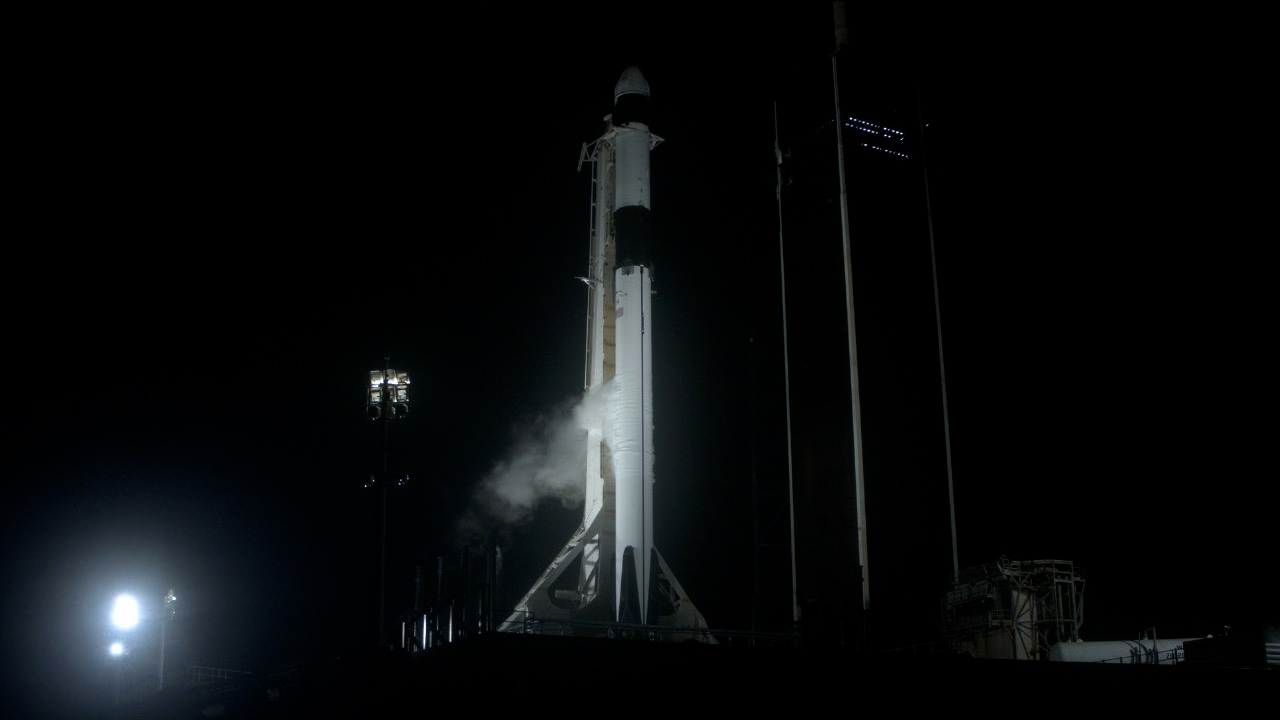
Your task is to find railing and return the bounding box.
[1095,648,1184,665]
[882,640,956,656]
[186,665,253,685]
[495,611,798,647]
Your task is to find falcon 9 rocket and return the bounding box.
[500,67,710,638]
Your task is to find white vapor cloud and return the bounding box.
[457,382,611,539]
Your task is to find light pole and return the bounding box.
[108,589,176,698]
[108,641,126,705]
[157,588,176,690]
[109,593,138,704]
[368,361,410,645]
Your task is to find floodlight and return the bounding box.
[111,594,140,630]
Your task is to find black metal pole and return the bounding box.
[378,358,391,646]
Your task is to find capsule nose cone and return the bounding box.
[614,66,650,103]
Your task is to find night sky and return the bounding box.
[4,7,1268,713]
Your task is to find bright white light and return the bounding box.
[109,641,124,656]
[111,594,140,630]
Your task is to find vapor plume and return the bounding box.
[457,383,610,540]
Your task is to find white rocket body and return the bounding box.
[609,66,656,623]
[612,264,653,623]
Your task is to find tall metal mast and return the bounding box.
[368,359,410,645]
[832,1,871,629]
[773,102,801,630]
[916,84,960,582]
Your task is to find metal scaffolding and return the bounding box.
[940,557,1085,660]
